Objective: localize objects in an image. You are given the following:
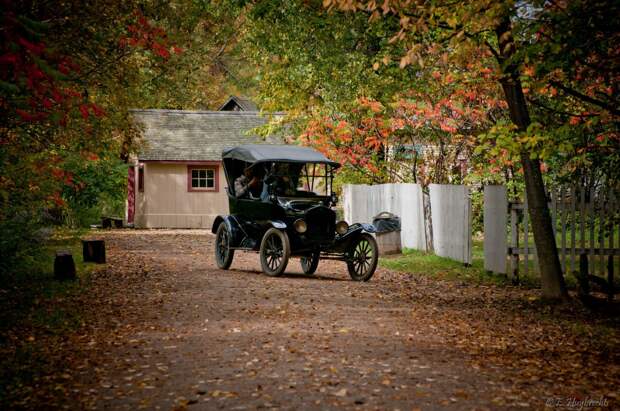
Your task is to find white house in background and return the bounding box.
[127,97,282,228]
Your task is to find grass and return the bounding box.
[0,227,99,404]
[380,238,620,292]
[380,240,540,287]
[0,227,97,332]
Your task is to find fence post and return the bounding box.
[608,255,614,301]
[578,253,589,297]
[429,184,472,264]
[423,189,434,253]
[510,203,519,283]
[483,185,507,274]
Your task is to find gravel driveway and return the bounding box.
[9,230,618,410]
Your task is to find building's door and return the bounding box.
[127,167,135,224]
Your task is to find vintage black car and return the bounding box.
[211,144,378,281]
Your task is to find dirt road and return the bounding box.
[7,230,619,410]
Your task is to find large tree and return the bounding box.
[322,0,619,300]
[0,0,243,272]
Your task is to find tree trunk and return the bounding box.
[495,18,568,300]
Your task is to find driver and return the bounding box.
[234,166,262,198]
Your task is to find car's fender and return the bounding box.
[330,223,376,252]
[357,223,376,234]
[211,215,229,234]
[211,215,244,246]
[267,220,287,230]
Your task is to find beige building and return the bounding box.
[127,97,281,228]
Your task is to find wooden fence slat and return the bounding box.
[570,186,576,275]
[589,187,595,275]
[552,189,558,236]
[524,195,529,277]
[560,187,567,272]
[609,191,616,292]
[580,188,586,251]
[599,190,606,277]
[511,205,519,281]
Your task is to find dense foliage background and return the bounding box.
[1,0,618,291]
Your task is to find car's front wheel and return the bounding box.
[215,223,234,269]
[346,234,378,281]
[300,252,320,275]
[260,228,290,276]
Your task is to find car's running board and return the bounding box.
[317,254,347,261]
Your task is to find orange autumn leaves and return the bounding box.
[301,85,505,182]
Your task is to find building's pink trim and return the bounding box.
[187,165,219,192]
[127,167,135,224]
[141,160,221,165]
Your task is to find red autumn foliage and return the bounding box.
[79,104,90,120]
[119,11,180,61]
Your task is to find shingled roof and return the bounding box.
[218,95,259,112]
[131,109,282,162]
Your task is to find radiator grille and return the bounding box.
[304,206,335,239]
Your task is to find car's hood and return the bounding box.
[277,197,326,212]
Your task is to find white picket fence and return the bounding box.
[484,185,620,287]
[342,183,427,251]
[429,184,472,265]
[342,183,472,264]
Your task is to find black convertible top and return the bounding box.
[222,144,340,167]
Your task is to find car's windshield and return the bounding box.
[225,159,335,199]
[268,162,333,197]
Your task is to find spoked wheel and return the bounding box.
[260,228,291,276]
[346,233,378,281]
[215,223,234,269]
[300,252,320,275]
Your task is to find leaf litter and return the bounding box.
[0,229,618,410]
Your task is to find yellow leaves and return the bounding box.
[333,388,347,397]
[453,389,469,399]
[522,65,535,77]
[389,29,406,44]
[398,46,424,68]
[399,55,410,69]
[209,390,238,398]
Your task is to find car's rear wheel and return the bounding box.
[346,234,378,281]
[260,228,290,276]
[215,223,234,269]
[300,252,320,275]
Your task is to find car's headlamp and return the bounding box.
[330,192,338,205]
[294,219,307,233]
[335,221,349,235]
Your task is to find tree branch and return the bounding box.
[526,96,597,118]
[549,81,620,117]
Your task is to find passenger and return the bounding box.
[274,164,296,196]
[276,175,297,196]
